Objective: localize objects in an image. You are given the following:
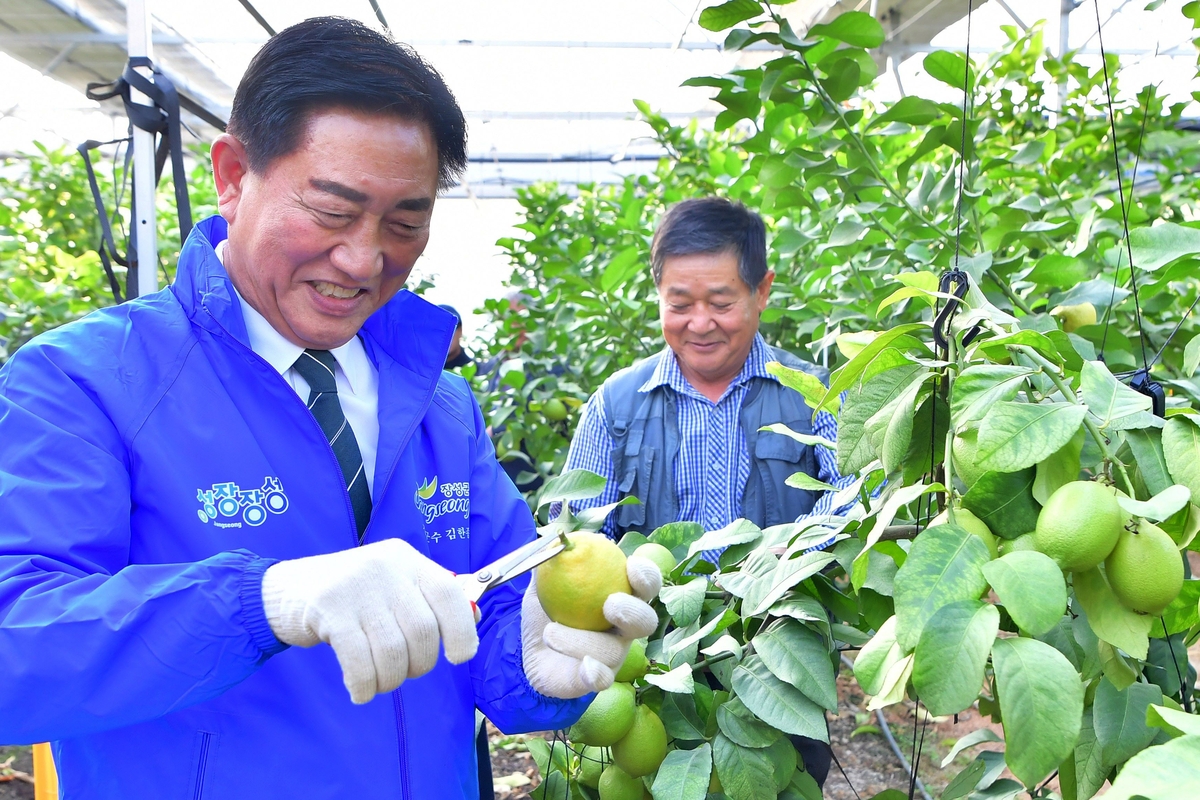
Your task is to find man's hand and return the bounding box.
[261,538,478,704]
[521,555,661,699]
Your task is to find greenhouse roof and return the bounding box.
[0,0,1195,196]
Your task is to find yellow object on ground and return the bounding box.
[33,743,58,800]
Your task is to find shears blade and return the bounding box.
[456,532,569,608]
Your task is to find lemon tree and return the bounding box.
[521,3,1200,798]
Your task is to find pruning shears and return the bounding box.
[456,532,570,613]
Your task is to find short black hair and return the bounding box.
[438,304,463,329]
[651,198,768,289]
[227,17,467,190]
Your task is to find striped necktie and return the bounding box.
[291,349,372,542]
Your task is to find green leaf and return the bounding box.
[912,600,1000,716]
[785,472,836,492]
[837,363,925,475]
[661,577,709,627]
[1073,707,1111,800]
[536,469,607,509]
[1094,680,1163,765]
[600,245,643,292]
[649,521,707,561]
[1080,361,1159,431]
[942,760,987,800]
[688,519,762,558]
[1117,484,1192,522]
[698,0,764,32]
[766,362,828,409]
[818,323,928,413]
[1027,254,1089,288]
[982,551,1067,635]
[754,618,838,711]
[854,616,904,697]
[1128,221,1200,271]
[976,401,1088,473]
[717,696,782,748]
[1104,735,1200,800]
[1146,703,1200,737]
[652,742,712,800]
[764,736,798,792]
[743,550,837,616]
[1185,334,1200,378]
[661,691,707,741]
[1163,416,1200,505]
[616,531,649,557]
[923,51,971,90]
[759,423,836,450]
[962,468,1042,539]
[873,96,942,127]
[1126,428,1173,496]
[645,662,696,694]
[864,369,927,474]
[1033,428,1085,505]
[893,525,992,652]
[991,637,1085,788]
[713,733,777,800]
[950,365,1033,428]
[731,657,829,740]
[1073,568,1152,660]
[808,11,885,47]
[827,219,868,247]
[940,728,1002,767]
[866,653,913,711]
[528,770,567,800]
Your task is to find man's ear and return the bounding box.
[211,134,251,223]
[755,269,776,313]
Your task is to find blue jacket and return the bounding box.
[0,216,589,798]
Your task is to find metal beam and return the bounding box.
[41,43,77,75]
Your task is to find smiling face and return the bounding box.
[211,110,440,349]
[658,250,774,401]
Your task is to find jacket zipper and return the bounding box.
[392,691,412,800]
[191,732,213,800]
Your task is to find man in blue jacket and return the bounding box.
[0,18,659,799]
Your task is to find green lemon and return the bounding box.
[575,745,609,788]
[931,507,999,559]
[543,397,568,422]
[537,531,632,631]
[615,639,649,683]
[1105,520,1185,615]
[632,542,676,577]
[611,705,668,778]
[568,682,637,746]
[952,429,989,489]
[997,533,1037,556]
[1033,481,1123,572]
[598,763,642,800]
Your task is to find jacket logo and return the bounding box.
[198,477,290,528]
[415,475,470,543]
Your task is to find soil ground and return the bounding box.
[0,746,34,800]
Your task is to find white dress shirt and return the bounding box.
[216,241,379,497]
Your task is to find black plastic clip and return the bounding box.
[933,269,982,353]
[1129,367,1166,418]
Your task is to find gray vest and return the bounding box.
[601,346,830,537]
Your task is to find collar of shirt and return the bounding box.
[214,240,372,393]
[640,333,776,402]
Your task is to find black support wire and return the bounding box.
[237,0,276,36]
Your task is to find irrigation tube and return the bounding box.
[840,654,934,800]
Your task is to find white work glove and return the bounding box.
[261,538,478,704]
[521,555,662,699]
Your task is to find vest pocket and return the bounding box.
[617,447,654,529]
[754,433,807,463]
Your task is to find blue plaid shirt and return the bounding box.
[564,334,856,547]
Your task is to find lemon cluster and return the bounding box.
[567,645,666,800]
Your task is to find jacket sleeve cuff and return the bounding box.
[238,554,289,659]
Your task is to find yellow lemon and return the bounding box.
[615,639,650,683]
[537,531,632,631]
[952,429,989,489]
[998,533,1037,556]
[1051,302,1098,332]
[575,745,609,788]
[632,542,676,577]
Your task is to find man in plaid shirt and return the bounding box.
[561,197,855,787]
